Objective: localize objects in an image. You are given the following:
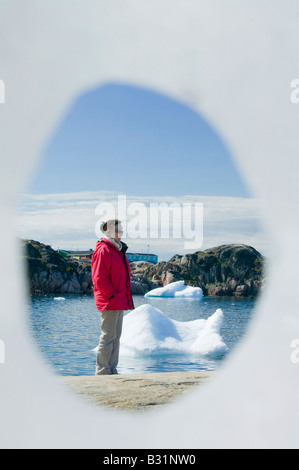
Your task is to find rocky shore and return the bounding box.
[131,243,265,297]
[22,239,265,297]
[22,239,93,295]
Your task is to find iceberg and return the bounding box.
[119,304,228,357]
[144,280,203,298]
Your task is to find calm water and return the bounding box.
[26,294,257,376]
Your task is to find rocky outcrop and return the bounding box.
[131,244,265,297]
[22,240,265,297]
[22,239,93,294]
[22,239,148,296]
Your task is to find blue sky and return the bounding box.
[28,83,250,198]
[19,83,266,260]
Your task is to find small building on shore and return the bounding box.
[57,249,93,262]
[126,253,158,264]
[57,249,158,264]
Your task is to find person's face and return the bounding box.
[114,226,123,243]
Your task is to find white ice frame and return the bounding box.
[1,1,299,449]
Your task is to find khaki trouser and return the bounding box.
[96,310,124,375]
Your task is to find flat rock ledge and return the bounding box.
[60,371,214,413]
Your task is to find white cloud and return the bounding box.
[17,190,268,261]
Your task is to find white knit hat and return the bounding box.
[100,219,123,238]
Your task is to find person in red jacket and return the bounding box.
[92,219,134,375]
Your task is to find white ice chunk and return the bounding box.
[144,280,203,298]
[119,304,228,357]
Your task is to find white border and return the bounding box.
[1,1,299,449]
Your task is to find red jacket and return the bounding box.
[91,238,134,311]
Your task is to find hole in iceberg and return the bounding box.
[19,82,267,412]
